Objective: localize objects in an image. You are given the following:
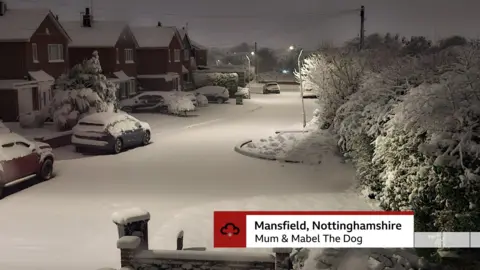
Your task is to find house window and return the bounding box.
[116,48,119,64]
[125,49,134,63]
[32,43,38,63]
[48,44,64,62]
[168,49,171,62]
[184,49,189,61]
[174,49,180,62]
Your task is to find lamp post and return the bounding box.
[289,46,306,128]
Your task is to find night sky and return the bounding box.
[10,0,480,49]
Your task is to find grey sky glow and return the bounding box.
[10,0,480,49]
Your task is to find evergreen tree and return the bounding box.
[51,51,118,130]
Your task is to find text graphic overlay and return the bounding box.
[214,211,414,248]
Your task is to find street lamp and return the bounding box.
[289,45,306,128]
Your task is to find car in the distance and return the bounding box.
[72,112,151,154]
[194,86,230,104]
[263,82,281,94]
[0,132,54,198]
[118,92,168,113]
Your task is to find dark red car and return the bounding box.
[0,133,54,198]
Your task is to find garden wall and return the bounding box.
[108,208,292,270]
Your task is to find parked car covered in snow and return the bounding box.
[118,92,168,113]
[194,86,230,104]
[72,112,151,154]
[0,132,54,198]
[263,82,281,94]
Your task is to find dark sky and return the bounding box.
[11,0,480,49]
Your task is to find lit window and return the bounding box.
[184,49,189,61]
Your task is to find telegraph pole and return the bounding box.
[359,5,365,50]
[254,42,258,81]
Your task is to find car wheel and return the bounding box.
[38,158,54,181]
[142,131,151,145]
[216,97,224,104]
[113,138,123,154]
[122,106,133,113]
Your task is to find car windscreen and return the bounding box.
[266,83,278,86]
[78,122,104,126]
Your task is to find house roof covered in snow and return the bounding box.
[191,40,207,50]
[61,21,132,48]
[0,8,71,42]
[130,26,183,49]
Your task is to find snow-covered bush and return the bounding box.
[19,109,49,128]
[295,52,365,127]
[51,51,117,130]
[193,72,239,97]
[195,94,208,107]
[167,96,195,115]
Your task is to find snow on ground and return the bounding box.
[243,132,308,158]
[4,122,71,140]
[0,87,377,270]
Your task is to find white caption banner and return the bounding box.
[246,215,414,248]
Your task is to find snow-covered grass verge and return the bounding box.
[241,132,308,160]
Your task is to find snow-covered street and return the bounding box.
[0,85,375,270]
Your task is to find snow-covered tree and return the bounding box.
[51,51,117,130]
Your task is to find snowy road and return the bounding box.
[0,85,375,270]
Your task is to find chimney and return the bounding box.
[0,1,7,16]
[157,21,162,27]
[82,7,91,27]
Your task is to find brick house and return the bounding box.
[191,40,208,67]
[62,8,138,100]
[0,3,71,121]
[130,23,186,91]
[176,27,194,89]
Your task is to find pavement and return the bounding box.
[0,84,376,270]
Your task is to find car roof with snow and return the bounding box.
[78,112,130,125]
[0,132,29,146]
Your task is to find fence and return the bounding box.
[108,208,292,270]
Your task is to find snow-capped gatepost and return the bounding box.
[273,248,293,270]
[112,208,150,268]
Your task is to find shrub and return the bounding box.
[167,96,195,115]
[195,94,209,107]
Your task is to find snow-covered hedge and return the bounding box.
[193,72,239,97]
[167,96,195,115]
[331,44,480,234]
[51,51,117,130]
[196,94,209,107]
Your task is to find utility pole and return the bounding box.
[254,42,258,81]
[359,5,365,50]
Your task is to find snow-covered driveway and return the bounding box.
[0,85,375,270]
